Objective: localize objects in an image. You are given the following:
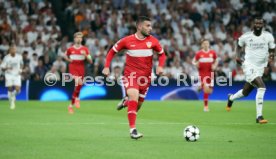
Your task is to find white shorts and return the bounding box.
[5,75,21,87]
[242,62,264,83]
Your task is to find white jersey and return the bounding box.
[238,31,275,68]
[1,54,23,76]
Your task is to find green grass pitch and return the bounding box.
[0,100,276,159]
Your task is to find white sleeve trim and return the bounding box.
[113,46,118,52]
[158,48,164,54]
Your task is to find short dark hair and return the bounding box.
[136,16,151,26]
[254,17,264,22]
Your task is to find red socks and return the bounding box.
[127,100,138,128]
[71,85,82,104]
[204,93,209,107]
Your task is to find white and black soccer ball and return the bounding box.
[183,125,200,142]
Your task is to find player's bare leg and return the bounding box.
[7,87,15,109]
[137,101,144,112]
[226,82,254,111]
[7,85,20,110]
[74,77,83,109]
[203,85,212,112]
[127,88,143,139]
[251,77,267,124]
[117,96,128,111]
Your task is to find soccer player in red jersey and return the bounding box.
[102,16,166,139]
[193,39,218,112]
[64,32,92,114]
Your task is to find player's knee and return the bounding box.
[203,87,213,94]
[258,85,266,89]
[128,94,139,101]
[7,87,13,92]
[242,90,250,97]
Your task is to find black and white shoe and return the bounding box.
[130,129,143,140]
[117,97,128,111]
[226,94,233,112]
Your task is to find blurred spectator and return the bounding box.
[233,66,245,81]
[110,66,123,80]
[53,56,66,74]
[0,0,275,82]
[29,53,38,74]
[45,65,61,81]
[34,59,47,80]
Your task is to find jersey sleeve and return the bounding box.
[85,47,90,56]
[65,48,70,56]
[0,56,7,68]
[268,34,276,49]
[194,52,200,61]
[153,40,164,54]
[213,51,217,60]
[112,37,126,53]
[238,34,246,47]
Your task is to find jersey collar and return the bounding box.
[134,33,147,41]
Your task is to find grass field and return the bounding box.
[0,100,276,159]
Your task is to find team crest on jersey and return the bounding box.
[146,42,152,48]
[81,50,86,54]
[209,54,213,57]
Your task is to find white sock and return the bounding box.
[12,90,17,101]
[130,128,136,133]
[256,88,266,118]
[8,91,12,101]
[230,89,244,101]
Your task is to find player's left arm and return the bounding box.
[0,56,10,71]
[268,48,275,62]
[268,34,276,63]
[19,56,23,74]
[84,47,93,64]
[153,40,166,75]
[212,51,218,71]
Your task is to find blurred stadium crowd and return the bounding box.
[0,0,276,82]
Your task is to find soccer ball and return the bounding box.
[183,125,200,142]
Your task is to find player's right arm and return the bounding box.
[268,33,276,63]
[192,52,200,68]
[102,38,126,76]
[0,56,11,72]
[64,48,72,63]
[236,35,246,65]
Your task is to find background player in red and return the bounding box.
[64,32,92,114]
[193,39,218,112]
[102,16,166,139]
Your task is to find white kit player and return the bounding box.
[226,18,275,124]
[1,44,23,109]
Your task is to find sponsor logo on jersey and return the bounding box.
[146,42,152,48]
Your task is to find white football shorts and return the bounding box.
[242,62,264,83]
[5,75,21,87]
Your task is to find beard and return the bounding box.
[253,26,263,35]
[141,30,150,37]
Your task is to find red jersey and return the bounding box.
[195,49,217,76]
[112,34,164,76]
[65,45,90,77]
